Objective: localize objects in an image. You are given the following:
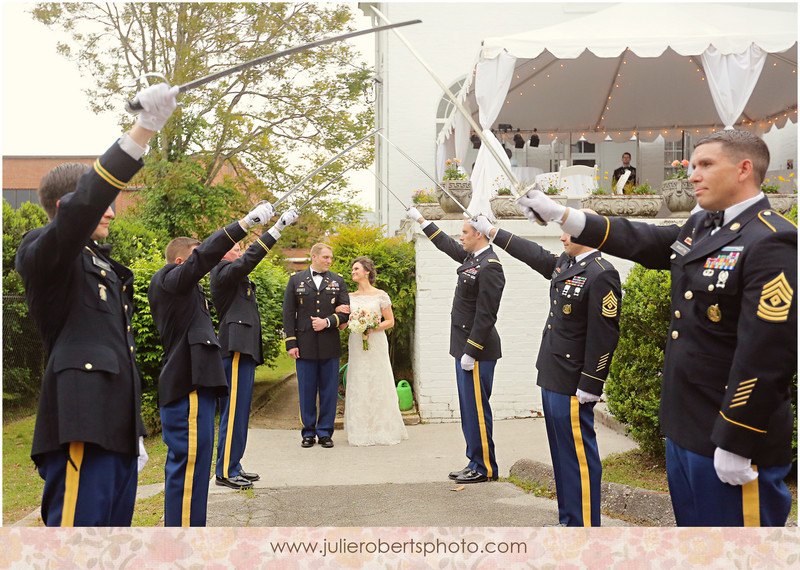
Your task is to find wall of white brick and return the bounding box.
[402,217,669,422]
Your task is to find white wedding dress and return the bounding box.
[344,291,409,446]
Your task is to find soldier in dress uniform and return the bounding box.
[471,212,621,526]
[612,152,637,188]
[518,129,796,527]
[15,83,178,526]
[149,200,274,526]
[211,208,299,490]
[406,208,506,484]
[283,243,351,448]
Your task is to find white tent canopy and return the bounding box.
[440,3,797,216]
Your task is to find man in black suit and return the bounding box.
[283,243,351,448]
[405,208,506,484]
[612,152,637,188]
[15,83,178,526]
[149,200,273,526]
[518,130,796,527]
[211,208,298,489]
[471,213,621,526]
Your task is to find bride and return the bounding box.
[342,256,409,446]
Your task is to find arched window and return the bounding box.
[435,77,468,140]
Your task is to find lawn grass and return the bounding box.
[2,356,293,526]
[601,449,669,492]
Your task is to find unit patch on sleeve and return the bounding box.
[601,291,618,318]
[757,272,793,323]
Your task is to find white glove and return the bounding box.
[275,208,299,231]
[516,188,567,224]
[406,206,423,222]
[576,389,600,405]
[243,202,274,228]
[135,83,179,131]
[137,436,149,472]
[469,214,494,237]
[713,447,758,486]
[460,354,475,371]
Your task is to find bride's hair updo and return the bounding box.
[351,256,377,284]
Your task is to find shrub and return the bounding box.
[103,216,168,267]
[606,264,671,457]
[327,224,416,375]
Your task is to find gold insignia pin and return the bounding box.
[602,291,618,318]
[757,272,793,322]
[730,222,741,231]
[98,284,107,302]
[562,304,572,315]
[707,304,721,323]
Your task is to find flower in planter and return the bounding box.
[761,181,781,194]
[491,175,512,196]
[412,188,438,204]
[544,184,561,196]
[443,158,467,181]
[628,182,657,195]
[666,159,691,180]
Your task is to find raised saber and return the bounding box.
[369,6,547,225]
[271,128,379,209]
[125,20,422,112]
[376,131,472,218]
[298,156,372,210]
[365,165,409,209]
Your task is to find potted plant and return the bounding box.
[762,178,798,214]
[437,158,472,214]
[489,185,522,218]
[411,188,443,220]
[582,183,662,217]
[661,159,695,216]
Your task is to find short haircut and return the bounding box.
[622,152,632,159]
[310,243,333,257]
[351,256,377,285]
[37,162,91,220]
[695,130,770,186]
[165,237,201,263]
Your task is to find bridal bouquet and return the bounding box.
[348,307,381,350]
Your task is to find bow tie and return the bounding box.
[567,255,577,268]
[704,210,724,229]
[311,270,325,277]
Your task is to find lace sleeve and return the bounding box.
[378,291,392,309]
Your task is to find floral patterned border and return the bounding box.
[2,527,799,568]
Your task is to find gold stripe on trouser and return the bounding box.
[570,397,591,526]
[182,391,199,526]
[471,362,493,478]
[223,353,241,478]
[742,467,760,527]
[62,442,85,527]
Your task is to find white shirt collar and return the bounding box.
[472,245,490,257]
[575,249,597,263]
[722,192,764,225]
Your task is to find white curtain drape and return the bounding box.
[454,99,471,169]
[468,51,516,219]
[436,137,454,181]
[702,45,767,130]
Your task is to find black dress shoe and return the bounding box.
[318,436,334,448]
[238,470,260,482]
[215,475,254,490]
[301,436,316,448]
[455,469,497,484]
[448,467,471,480]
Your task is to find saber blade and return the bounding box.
[365,166,408,209]
[299,156,372,210]
[125,20,421,112]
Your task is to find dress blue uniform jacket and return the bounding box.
[574,198,796,466]
[493,229,621,396]
[282,269,350,359]
[210,233,277,364]
[423,223,505,361]
[149,221,247,406]
[16,142,145,462]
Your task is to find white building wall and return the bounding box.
[402,217,650,422]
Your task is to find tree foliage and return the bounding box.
[327,224,416,376]
[31,2,374,233]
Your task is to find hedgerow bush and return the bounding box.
[606,264,671,457]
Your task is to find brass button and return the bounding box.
[550,312,554,317]
[553,300,557,305]
[671,331,679,339]
[708,284,714,292]
[124,304,129,311]
[130,346,134,353]
[84,363,93,370]
[122,285,126,291]
[674,310,681,319]
[670,253,676,260]
[547,324,551,330]
[206,340,210,344]
[566,353,571,358]
[127,325,131,332]
[101,270,107,276]
[684,291,693,300]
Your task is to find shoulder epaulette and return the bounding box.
[594,257,610,270]
[290,271,297,276]
[487,258,502,266]
[337,273,344,277]
[758,209,798,231]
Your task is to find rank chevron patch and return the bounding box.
[602,291,618,318]
[757,272,793,322]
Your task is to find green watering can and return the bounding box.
[396,380,413,411]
